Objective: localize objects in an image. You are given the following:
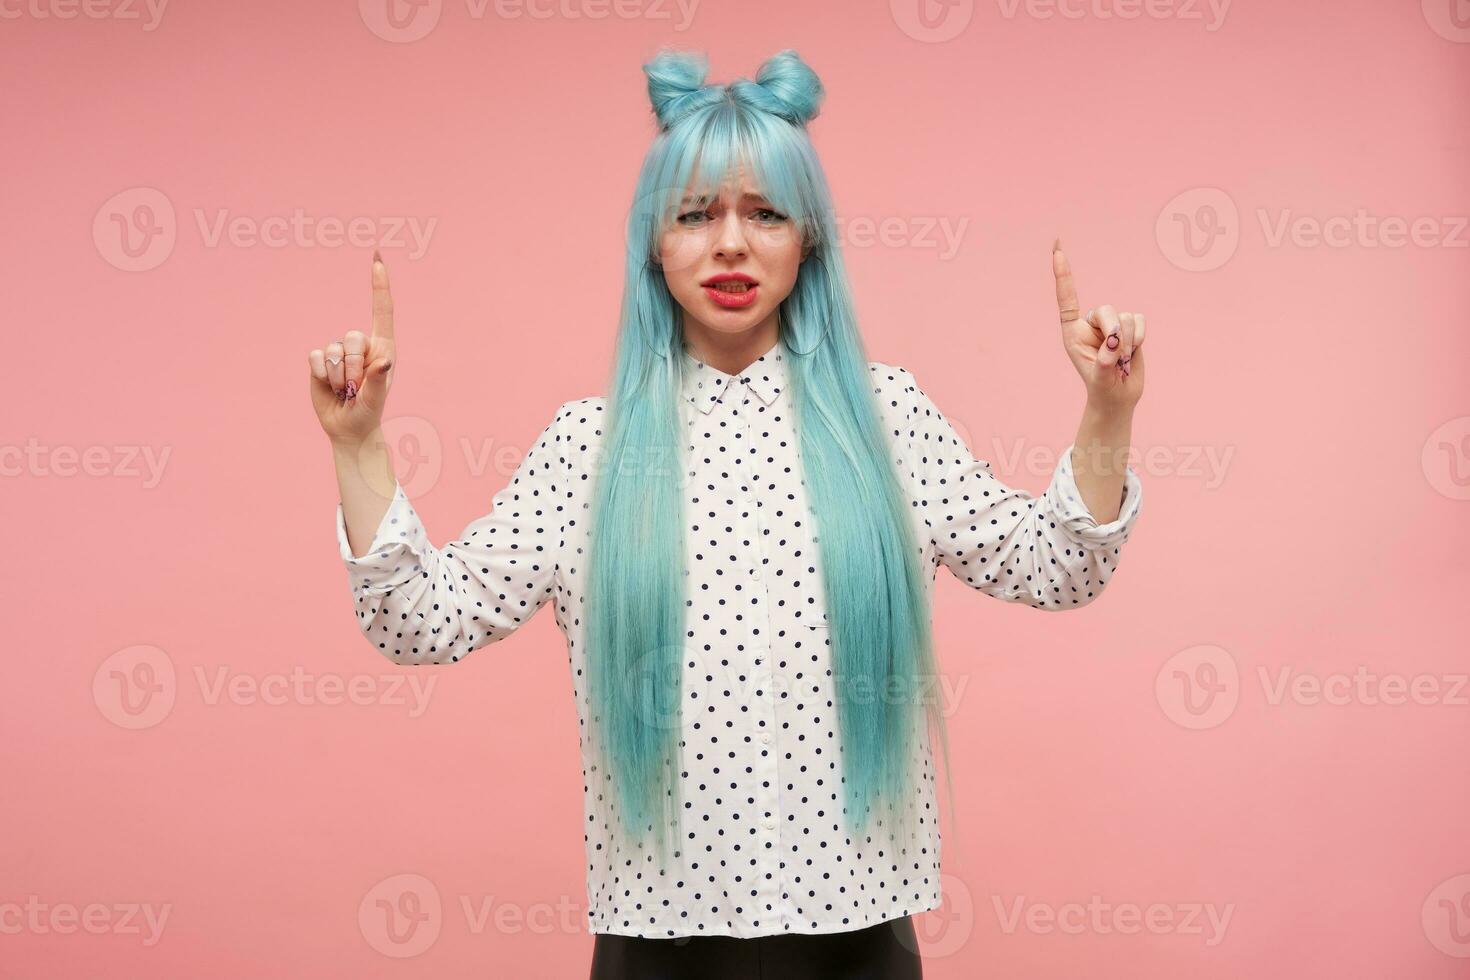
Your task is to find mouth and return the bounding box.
[701,275,759,308]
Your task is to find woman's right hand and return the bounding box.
[309,251,397,446]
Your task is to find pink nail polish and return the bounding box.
[1106,335,1120,350]
[345,379,358,400]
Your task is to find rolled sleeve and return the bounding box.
[892,363,1142,610]
[335,480,428,598]
[1045,442,1143,552]
[332,402,571,664]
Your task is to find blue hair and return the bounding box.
[585,48,955,864]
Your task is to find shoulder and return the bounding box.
[550,395,607,432]
[866,360,928,429]
[867,360,918,406]
[867,360,916,390]
[540,396,607,475]
[866,359,958,455]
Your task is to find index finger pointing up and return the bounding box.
[1052,238,1081,326]
[371,249,394,341]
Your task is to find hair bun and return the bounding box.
[642,48,825,131]
[752,49,824,125]
[643,49,711,129]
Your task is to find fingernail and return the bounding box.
[344,380,358,399]
[372,249,383,266]
[1106,335,1120,350]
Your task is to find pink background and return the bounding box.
[4,0,1469,976]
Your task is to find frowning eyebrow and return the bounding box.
[679,192,773,205]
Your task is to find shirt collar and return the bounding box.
[680,339,787,414]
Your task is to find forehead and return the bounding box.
[680,187,772,204]
[680,161,770,202]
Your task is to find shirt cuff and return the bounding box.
[335,481,430,596]
[1046,443,1143,550]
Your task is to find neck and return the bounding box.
[681,312,780,376]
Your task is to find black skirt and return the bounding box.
[588,914,923,979]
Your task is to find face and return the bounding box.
[657,167,806,344]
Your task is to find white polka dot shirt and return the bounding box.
[334,339,1143,939]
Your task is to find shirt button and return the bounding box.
[760,732,772,745]
[763,816,777,830]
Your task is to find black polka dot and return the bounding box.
[335,338,1142,938]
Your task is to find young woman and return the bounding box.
[310,48,1145,980]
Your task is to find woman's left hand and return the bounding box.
[1052,240,1146,415]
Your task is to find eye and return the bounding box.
[752,208,788,223]
[676,209,712,226]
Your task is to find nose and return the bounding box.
[712,209,748,260]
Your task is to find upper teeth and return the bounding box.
[713,282,750,292]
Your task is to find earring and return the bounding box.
[779,305,831,357]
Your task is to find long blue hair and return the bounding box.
[586,48,954,865]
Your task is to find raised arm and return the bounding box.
[309,252,570,664]
[897,366,1142,610]
[333,410,571,664]
[897,239,1149,609]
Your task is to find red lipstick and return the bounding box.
[700,272,759,309]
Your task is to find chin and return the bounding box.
[701,310,768,332]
